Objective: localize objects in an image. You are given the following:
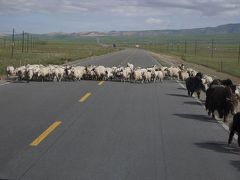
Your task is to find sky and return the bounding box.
[0,0,240,34]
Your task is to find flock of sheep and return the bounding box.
[6,63,213,86]
[5,62,240,146]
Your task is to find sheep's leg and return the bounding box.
[190,91,193,97]
[197,91,200,99]
[238,135,240,147]
[208,111,211,116]
[223,114,228,123]
[228,130,235,145]
[211,111,215,119]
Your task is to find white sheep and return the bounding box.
[155,70,164,83]
[6,66,15,77]
[127,62,134,71]
[179,70,189,81]
[133,69,143,83]
[94,66,106,80]
[167,67,180,80]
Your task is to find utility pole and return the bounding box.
[238,42,240,64]
[33,38,35,49]
[31,35,33,51]
[184,40,187,55]
[27,33,29,53]
[195,40,197,56]
[11,28,15,58]
[211,39,214,59]
[22,31,24,53]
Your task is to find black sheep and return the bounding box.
[205,86,238,122]
[186,72,205,99]
[228,112,240,146]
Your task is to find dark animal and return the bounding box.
[210,78,236,93]
[178,64,185,70]
[228,112,240,146]
[210,79,233,87]
[205,86,238,122]
[186,73,205,99]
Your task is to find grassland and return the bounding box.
[0,36,119,75]
[100,34,240,77]
[1,33,240,77]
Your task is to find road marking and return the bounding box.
[120,49,137,65]
[0,82,10,86]
[146,51,163,67]
[30,121,61,146]
[98,81,104,86]
[79,92,92,102]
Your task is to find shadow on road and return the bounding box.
[231,160,240,171]
[195,141,240,155]
[177,87,186,90]
[173,113,218,123]
[184,101,201,105]
[166,93,189,98]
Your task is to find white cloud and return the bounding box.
[0,0,240,32]
[146,17,164,25]
[0,0,240,17]
[110,6,138,16]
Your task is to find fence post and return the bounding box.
[27,33,29,53]
[31,35,33,51]
[238,42,240,64]
[219,60,223,72]
[195,40,197,56]
[184,40,187,55]
[22,31,24,53]
[211,39,214,59]
[11,28,15,58]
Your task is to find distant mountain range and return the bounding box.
[1,23,240,38]
[46,23,240,37]
[117,23,240,36]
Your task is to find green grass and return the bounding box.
[0,39,119,75]
[99,35,240,77]
[1,34,239,77]
[145,42,240,77]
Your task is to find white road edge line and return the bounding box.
[176,80,238,141]
[140,51,238,142]
[145,50,166,70]
[0,82,10,86]
[120,49,137,66]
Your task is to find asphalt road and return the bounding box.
[0,49,239,180]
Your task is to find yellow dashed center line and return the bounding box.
[98,81,104,86]
[79,92,92,102]
[30,121,61,147]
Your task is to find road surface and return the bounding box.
[0,49,239,180]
